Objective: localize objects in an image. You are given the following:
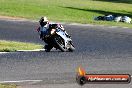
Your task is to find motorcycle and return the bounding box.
[38,24,75,52]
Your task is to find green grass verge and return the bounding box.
[0,84,16,88]
[0,40,43,52]
[0,0,132,28]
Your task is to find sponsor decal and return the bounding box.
[76,67,131,85]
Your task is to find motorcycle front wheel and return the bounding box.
[68,42,75,52]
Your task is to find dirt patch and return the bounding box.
[0,15,27,21]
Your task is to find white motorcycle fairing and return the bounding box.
[56,29,72,48]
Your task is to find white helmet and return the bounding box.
[43,16,48,22]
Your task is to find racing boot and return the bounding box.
[44,44,53,52]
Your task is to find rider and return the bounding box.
[37,17,51,52]
[37,16,70,52]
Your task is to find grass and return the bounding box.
[0,40,43,52]
[0,0,132,28]
[0,84,16,88]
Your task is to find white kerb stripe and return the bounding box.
[0,80,43,83]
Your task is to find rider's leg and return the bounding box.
[43,37,53,52]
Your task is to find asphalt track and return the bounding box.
[0,19,132,88]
